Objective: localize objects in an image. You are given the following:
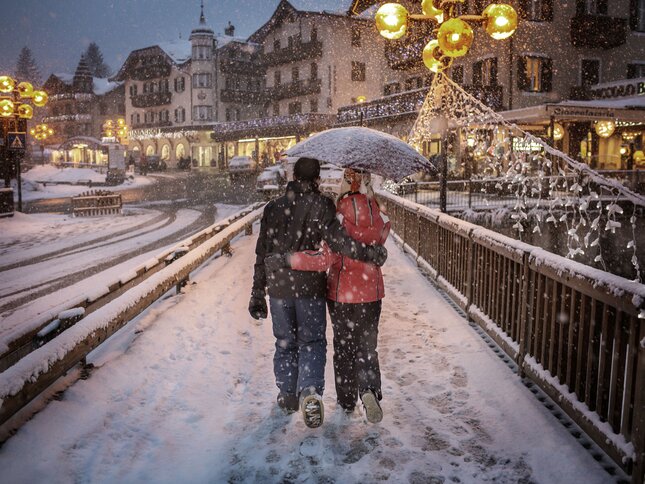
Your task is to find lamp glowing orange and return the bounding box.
[482,4,518,40]
[0,76,15,93]
[548,122,564,141]
[422,39,452,73]
[16,81,34,98]
[32,90,48,107]
[17,103,33,119]
[0,99,14,117]
[437,18,474,57]
[421,0,444,23]
[375,3,409,40]
[595,120,615,138]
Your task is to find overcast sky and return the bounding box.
[0,0,353,82]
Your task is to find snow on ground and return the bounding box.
[16,165,154,201]
[0,229,610,483]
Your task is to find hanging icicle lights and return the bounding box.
[408,73,644,282]
[376,1,518,73]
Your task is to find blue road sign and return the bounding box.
[7,132,26,151]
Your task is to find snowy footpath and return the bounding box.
[0,230,611,483]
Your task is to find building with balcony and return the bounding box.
[42,55,124,165]
[210,0,395,166]
[346,0,645,170]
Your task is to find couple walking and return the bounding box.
[248,157,390,428]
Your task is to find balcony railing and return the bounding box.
[131,63,172,81]
[264,78,322,101]
[220,89,264,104]
[262,39,323,66]
[131,120,172,129]
[210,113,336,141]
[337,88,428,125]
[570,15,627,49]
[219,58,264,76]
[131,91,172,108]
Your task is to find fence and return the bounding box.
[378,190,645,483]
[0,203,264,428]
[71,190,122,216]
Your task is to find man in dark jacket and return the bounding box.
[248,157,386,428]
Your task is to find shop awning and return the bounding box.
[500,97,645,123]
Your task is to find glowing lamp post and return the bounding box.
[0,75,49,213]
[30,123,54,164]
[375,1,518,212]
[102,118,128,144]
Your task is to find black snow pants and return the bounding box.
[328,300,382,411]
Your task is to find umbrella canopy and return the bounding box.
[284,127,437,181]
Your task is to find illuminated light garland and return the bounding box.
[129,128,202,141]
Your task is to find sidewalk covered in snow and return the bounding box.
[0,231,614,483]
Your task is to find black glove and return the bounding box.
[366,244,388,267]
[264,253,290,272]
[248,294,268,320]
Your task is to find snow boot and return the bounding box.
[300,387,324,428]
[277,392,299,414]
[361,390,383,424]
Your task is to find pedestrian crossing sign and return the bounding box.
[7,133,26,151]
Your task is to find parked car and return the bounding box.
[228,155,256,175]
[256,165,287,199]
[140,155,167,173]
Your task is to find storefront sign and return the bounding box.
[550,106,615,118]
[512,138,543,152]
[590,81,645,99]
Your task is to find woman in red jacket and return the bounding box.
[285,168,390,423]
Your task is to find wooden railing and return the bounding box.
[378,190,645,483]
[0,203,264,427]
[71,190,122,217]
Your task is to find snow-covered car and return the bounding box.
[256,165,286,198]
[228,155,256,174]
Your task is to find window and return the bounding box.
[160,110,169,122]
[225,108,231,121]
[161,79,169,92]
[576,0,608,15]
[135,113,140,124]
[288,36,294,49]
[192,73,212,88]
[272,102,280,116]
[174,77,185,92]
[581,59,600,86]
[351,25,361,47]
[518,55,552,92]
[274,70,281,86]
[631,0,645,31]
[351,61,366,82]
[143,82,149,94]
[310,62,318,80]
[518,0,553,21]
[192,45,211,60]
[129,84,138,96]
[174,107,185,123]
[384,82,401,96]
[192,105,212,121]
[627,62,645,78]
[311,27,318,42]
[472,57,498,86]
[452,65,464,84]
[292,66,299,83]
[310,99,318,113]
[404,77,423,91]
[273,39,281,51]
[288,101,302,114]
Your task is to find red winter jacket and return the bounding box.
[289,193,390,303]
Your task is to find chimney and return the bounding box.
[225,21,235,36]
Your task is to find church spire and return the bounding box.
[199,0,205,24]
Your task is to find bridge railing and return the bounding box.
[378,190,645,483]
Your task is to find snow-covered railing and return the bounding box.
[0,203,264,427]
[71,190,122,217]
[378,190,645,483]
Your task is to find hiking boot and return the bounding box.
[361,390,383,424]
[300,387,324,428]
[277,393,299,414]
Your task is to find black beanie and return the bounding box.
[293,157,321,181]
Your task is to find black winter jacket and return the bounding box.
[252,180,375,299]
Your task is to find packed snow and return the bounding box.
[0,226,614,483]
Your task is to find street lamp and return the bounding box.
[29,123,54,164]
[102,118,128,144]
[375,1,518,212]
[0,74,49,212]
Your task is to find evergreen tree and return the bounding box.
[84,42,111,78]
[14,46,41,85]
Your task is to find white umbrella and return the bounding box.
[284,127,437,181]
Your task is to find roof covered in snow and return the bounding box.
[157,40,192,64]
[46,73,121,96]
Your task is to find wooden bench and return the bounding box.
[71,190,122,217]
